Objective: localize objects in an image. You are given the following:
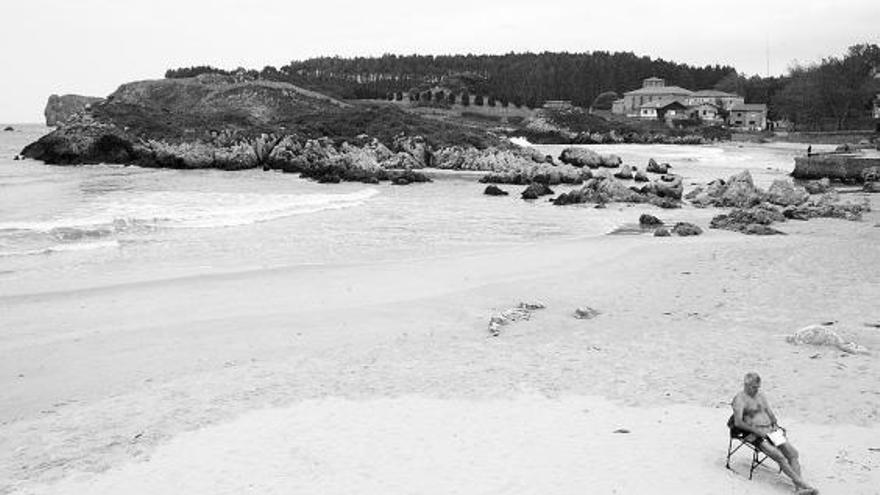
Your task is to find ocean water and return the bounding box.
[0,125,820,296]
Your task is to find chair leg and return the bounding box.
[726,438,733,469]
[749,449,758,479]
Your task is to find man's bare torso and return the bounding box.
[734,391,773,429]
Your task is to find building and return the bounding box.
[689,103,722,122]
[728,103,767,131]
[615,77,693,117]
[638,98,688,120]
[687,90,744,110]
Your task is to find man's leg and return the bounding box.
[779,443,802,476]
[759,443,813,491]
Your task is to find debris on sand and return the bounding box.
[488,302,545,336]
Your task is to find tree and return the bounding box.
[447,92,457,105]
[591,91,619,110]
[474,94,484,106]
[461,91,470,106]
[713,71,746,95]
[487,95,496,107]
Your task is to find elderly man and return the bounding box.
[731,372,818,495]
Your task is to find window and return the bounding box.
[735,120,743,125]
[748,120,756,125]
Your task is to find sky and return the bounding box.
[1,0,878,122]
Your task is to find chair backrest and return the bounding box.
[727,414,749,439]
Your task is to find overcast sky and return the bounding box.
[1,0,878,122]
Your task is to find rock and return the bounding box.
[599,154,622,168]
[521,182,554,199]
[786,324,869,354]
[558,148,620,169]
[862,166,880,183]
[646,158,670,174]
[391,134,430,168]
[766,179,809,206]
[864,182,880,193]
[672,222,702,236]
[793,154,880,182]
[13,155,21,160]
[803,178,832,194]
[3,126,13,132]
[742,224,786,235]
[687,170,763,208]
[709,205,785,233]
[44,94,104,127]
[639,214,663,227]
[634,170,649,182]
[721,170,763,207]
[653,226,671,237]
[653,174,684,200]
[613,164,634,180]
[484,185,509,196]
[573,307,601,319]
[782,206,811,220]
[559,147,603,168]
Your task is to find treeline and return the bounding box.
[712,44,880,130]
[166,52,735,109]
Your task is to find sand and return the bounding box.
[2,196,879,494]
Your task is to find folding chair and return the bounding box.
[725,415,783,479]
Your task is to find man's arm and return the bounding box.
[732,395,766,437]
[761,394,779,427]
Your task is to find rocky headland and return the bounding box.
[44,94,104,127]
[23,74,582,185]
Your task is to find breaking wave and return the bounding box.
[0,188,380,234]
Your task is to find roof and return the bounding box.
[730,103,767,112]
[691,90,742,98]
[640,97,688,109]
[624,85,693,96]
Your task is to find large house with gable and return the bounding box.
[611,77,764,128]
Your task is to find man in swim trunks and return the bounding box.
[731,372,818,494]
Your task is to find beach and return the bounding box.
[1,128,879,494]
[3,203,880,494]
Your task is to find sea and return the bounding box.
[0,124,828,296]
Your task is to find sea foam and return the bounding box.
[0,188,380,233]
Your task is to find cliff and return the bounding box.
[44,94,104,127]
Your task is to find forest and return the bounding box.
[167,44,880,131]
[166,52,734,109]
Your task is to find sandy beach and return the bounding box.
[2,192,880,494]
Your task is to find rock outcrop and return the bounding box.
[23,75,521,185]
[44,94,104,127]
[551,173,682,208]
[484,185,509,196]
[686,170,764,208]
[792,153,880,182]
[521,182,554,199]
[646,158,670,174]
[558,147,621,169]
